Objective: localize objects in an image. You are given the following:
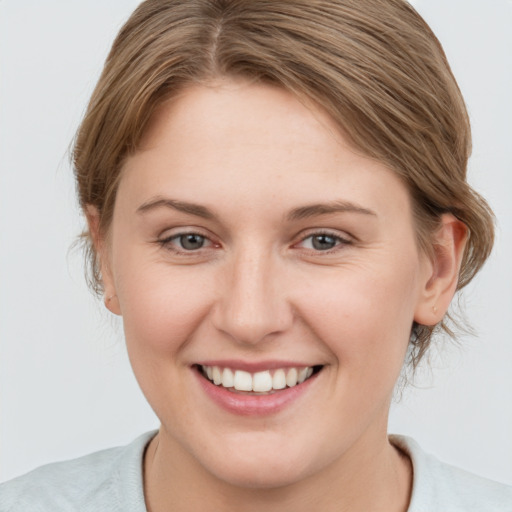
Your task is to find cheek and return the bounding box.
[112,259,219,418]
[294,259,420,373]
[113,253,216,355]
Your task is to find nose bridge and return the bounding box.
[214,242,291,344]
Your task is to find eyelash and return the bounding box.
[295,230,352,253]
[157,230,352,256]
[158,231,215,255]
[157,230,353,256]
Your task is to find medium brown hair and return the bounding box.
[73,0,494,367]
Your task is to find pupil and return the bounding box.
[180,234,204,250]
[312,234,336,250]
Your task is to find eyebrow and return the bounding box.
[136,197,215,219]
[287,201,377,221]
[136,196,377,221]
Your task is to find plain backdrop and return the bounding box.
[1,0,511,485]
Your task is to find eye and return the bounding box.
[159,232,213,253]
[298,232,350,252]
[176,233,207,250]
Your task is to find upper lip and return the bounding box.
[194,360,321,373]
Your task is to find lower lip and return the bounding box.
[194,368,319,416]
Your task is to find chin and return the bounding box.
[206,457,311,490]
[188,431,324,490]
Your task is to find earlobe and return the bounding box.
[85,205,121,316]
[104,293,120,315]
[414,214,467,326]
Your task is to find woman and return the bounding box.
[1,0,511,510]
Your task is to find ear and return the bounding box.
[414,214,467,326]
[85,205,121,315]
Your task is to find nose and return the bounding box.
[212,246,293,345]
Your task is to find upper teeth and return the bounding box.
[202,366,314,392]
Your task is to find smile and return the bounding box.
[194,363,324,416]
[199,365,320,394]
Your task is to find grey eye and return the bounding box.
[179,234,206,250]
[311,234,338,250]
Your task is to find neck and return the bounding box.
[143,426,412,512]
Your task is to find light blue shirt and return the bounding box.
[1,432,511,511]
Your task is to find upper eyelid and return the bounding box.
[160,232,213,245]
[297,234,350,247]
[292,229,354,254]
[295,228,353,243]
[158,225,215,240]
[157,233,215,256]
[156,227,353,247]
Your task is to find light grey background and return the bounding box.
[1,0,511,484]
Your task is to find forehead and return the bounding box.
[120,81,412,225]
[140,80,347,155]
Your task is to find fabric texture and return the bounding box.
[390,436,512,511]
[0,431,153,512]
[1,432,511,511]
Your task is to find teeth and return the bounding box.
[222,368,234,388]
[272,369,286,390]
[253,371,273,392]
[233,370,253,391]
[201,365,317,392]
[212,366,222,385]
[286,367,298,387]
[297,367,308,384]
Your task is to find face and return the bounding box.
[101,80,434,488]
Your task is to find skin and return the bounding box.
[89,80,466,511]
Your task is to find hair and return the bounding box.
[73,0,494,368]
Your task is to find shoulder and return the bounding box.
[390,435,512,512]
[0,431,155,512]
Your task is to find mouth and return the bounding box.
[195,364,324,395]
